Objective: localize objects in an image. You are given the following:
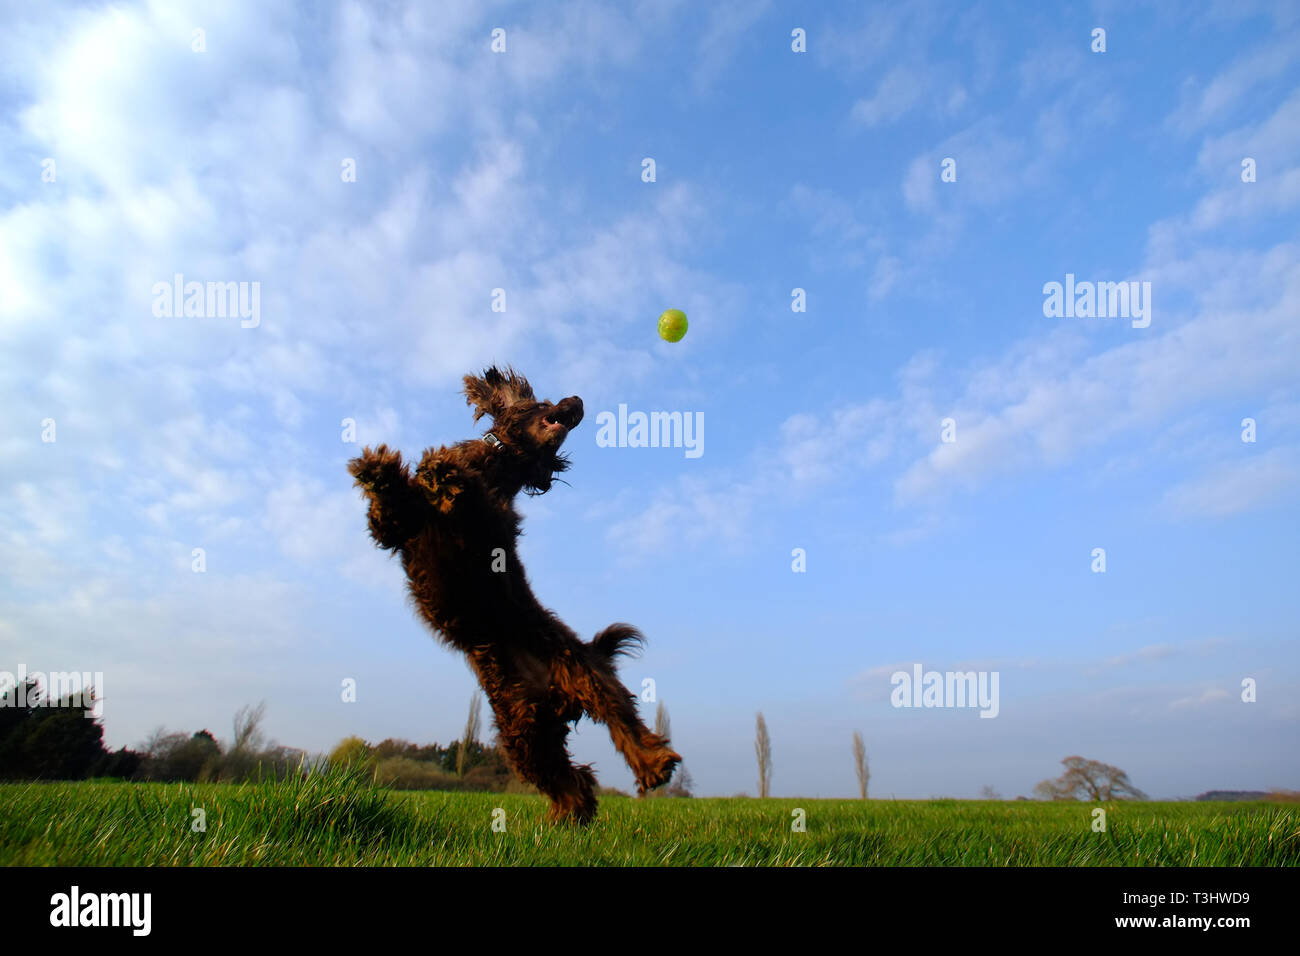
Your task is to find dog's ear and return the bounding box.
[463,366,535,422]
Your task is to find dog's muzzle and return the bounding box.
[545,397,584,431]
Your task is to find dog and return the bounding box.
[347,366,680,824]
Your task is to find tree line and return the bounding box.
[0,682,694,797]
[1,673,1152,801]
[753,709,1145,802]
[0,681,307,783]
[0,678,136,780]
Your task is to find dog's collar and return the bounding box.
[483,432,502,449]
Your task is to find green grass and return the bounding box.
[1,772,1296,866]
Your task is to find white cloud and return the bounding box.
[1162,447,1300,518]
[850,67,924,127]
[895,243,1300,504]
[605,474,765,559]
[1169,31,1300,133]
[264,476,361,563]
[690,0,773,93]
[1169,687,1232,710]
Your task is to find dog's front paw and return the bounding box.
[414,456,466,514]
[636,748,682,795]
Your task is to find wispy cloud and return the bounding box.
[1169,686,1232,710]
[1168,30,1300,133]
[1161,447,1300,518]
[850,66,924,127]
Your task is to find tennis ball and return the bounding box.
[657,308,688,342]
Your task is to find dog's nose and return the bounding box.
[562,396,583,427]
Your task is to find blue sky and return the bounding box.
[1,0,1298,799]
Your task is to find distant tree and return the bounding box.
[252,744,306,780]
[1035,756,1146,801]
[457,692,482,776]
[0,678,41,777]
[0,678,112,780]
[447,739,490,774]
[1033,779,1067,800]
[172,730,221,780]
[755,712,772,798]
[231,702,267,754]
[373,738,413,760]
[655,701,670,741]
[665,763,694,798]
[852,730,869,799]
[23,703,106,779]
[220,711,261,781]
[329,736,373,769]
[140,726,177,760]
[94,746,143,780]
[213,702,298,781]
[138,729,219,781]
[649,701,674,793]
[0,678,39,748]
[979,784,1001,800]
[373,738,454,765]
[140,730,188,780]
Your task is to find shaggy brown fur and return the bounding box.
[348,366,680,824]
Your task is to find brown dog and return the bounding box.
[348,366,680,823]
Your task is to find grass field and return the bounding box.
[2,771,1296,866]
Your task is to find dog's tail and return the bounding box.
[590,623,644,661]
[348,444,421,551]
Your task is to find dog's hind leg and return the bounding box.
[562,655,680,796]
[496,705,598,825]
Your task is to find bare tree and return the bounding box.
[1035,756,1146,801]
[231,701,267,754]
[140,725,179,758]
[1033,778,1066,800]
[755,711,772,798]
[665,763,694,798]
[220,702,276,782]
[654,700,670,741]
[852,730,869,799]
[650,701,674,792]
[456,692,483,776]
[979,784,1001,800]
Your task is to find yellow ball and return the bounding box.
[658,308,688,342]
